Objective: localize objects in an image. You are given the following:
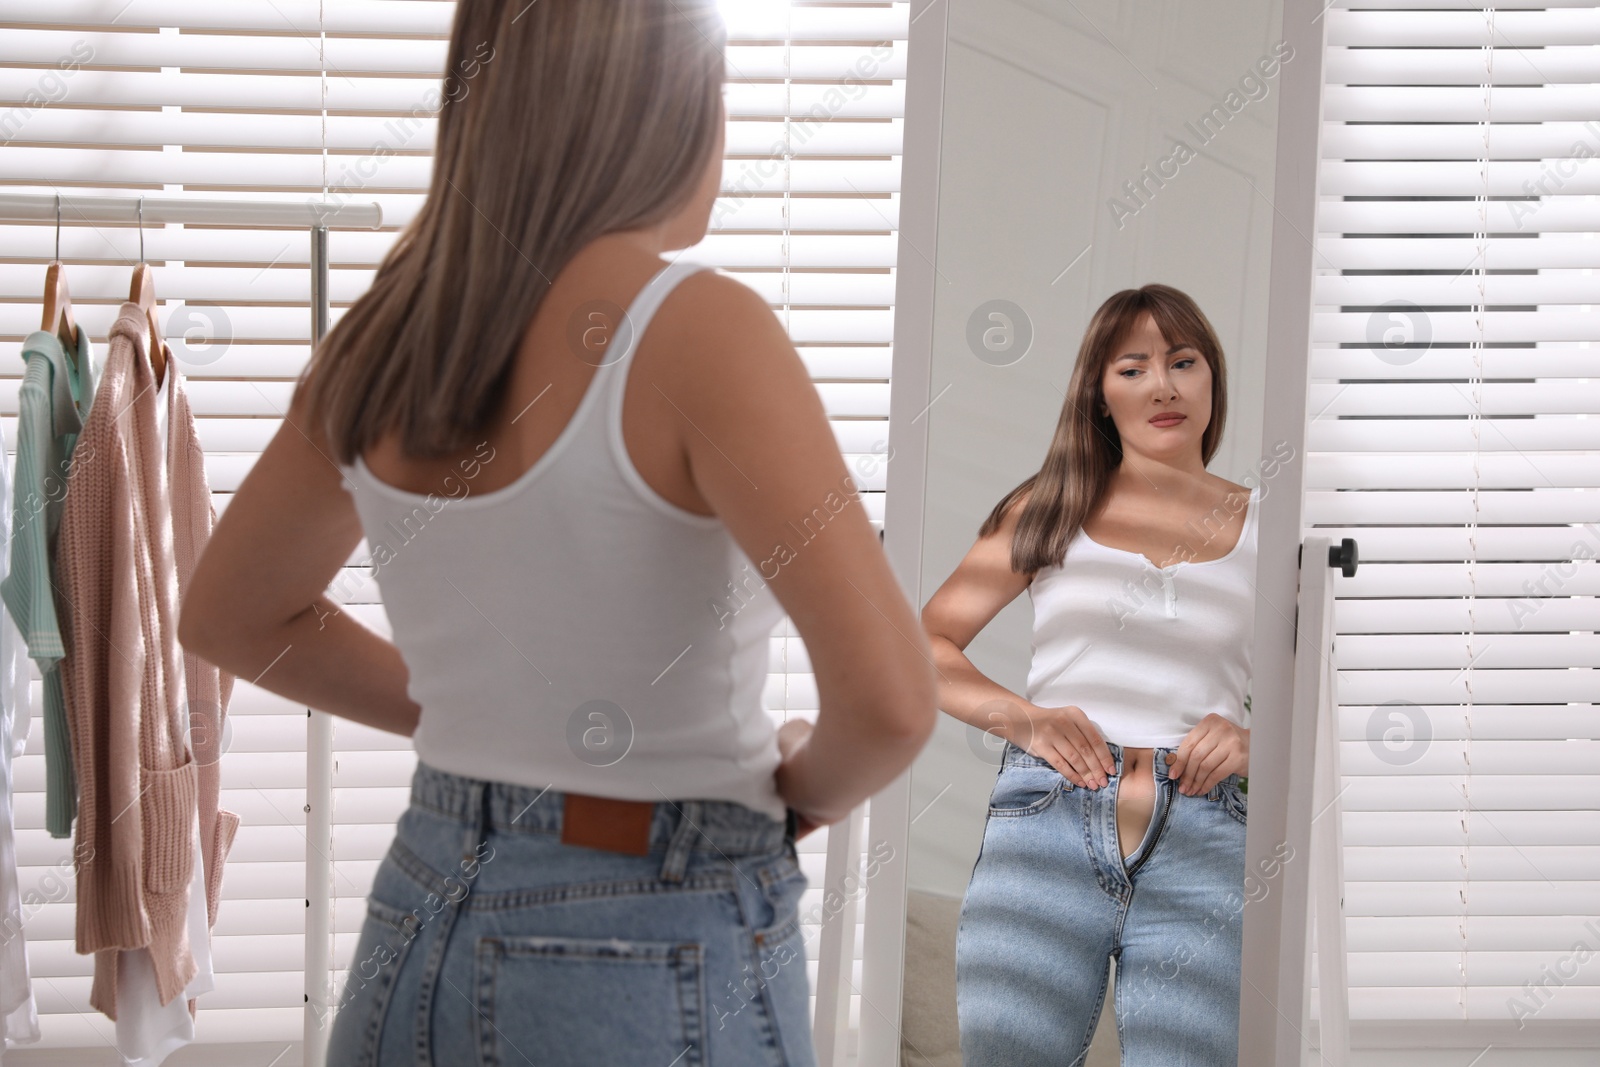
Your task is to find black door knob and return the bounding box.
[1328,537,1358,577]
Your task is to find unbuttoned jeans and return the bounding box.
[956,740,1248,1066]
[326,762,816,1066]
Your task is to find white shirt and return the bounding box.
[338,259,788,821]
[1024,485,1259,747]
[0,411,40,1057]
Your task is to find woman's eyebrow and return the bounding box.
[1114,343,1194,363]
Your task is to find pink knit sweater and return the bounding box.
[57,302,238,1016]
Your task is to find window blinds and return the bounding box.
[0,0,908,1054]
[1313,0,1599,1039]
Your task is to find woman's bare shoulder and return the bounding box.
[649,268,795,378]
[1211,476,1252,501]
[659,266,769,325]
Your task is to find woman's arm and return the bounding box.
[920,496,1116,789]
[178,388,421,736]
[663,272,939,827]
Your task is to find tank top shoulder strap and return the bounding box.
[601,258,714,376]
[593,257,715,417]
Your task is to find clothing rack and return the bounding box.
[0,191,382,1067]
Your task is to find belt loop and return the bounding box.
[459,778,491,887]
[476,779,492,841]
[659,800,702,884]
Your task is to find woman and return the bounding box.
[178,2,936,1064]
[923,285,1257,1066]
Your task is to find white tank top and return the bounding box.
[337,259,788,821]
[1023,485,1259,747]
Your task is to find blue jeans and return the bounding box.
[327,762,816,1066]
[956,740,1248,1066]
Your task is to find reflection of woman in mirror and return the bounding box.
[922,286,1257,1065]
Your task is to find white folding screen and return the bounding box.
[0,0,908,1057]
[1312,0,1599,1046]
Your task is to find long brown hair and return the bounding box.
[292,0,728,464]
[978,284,1229,575]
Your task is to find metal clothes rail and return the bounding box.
[0,191,383,1067]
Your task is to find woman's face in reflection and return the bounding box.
[1098,311,1213,463]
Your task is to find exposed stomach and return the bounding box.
[1116,747,1159,859]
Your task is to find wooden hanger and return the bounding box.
[130,198,166,388]
[129,262,165,389]
[41,195,79,369]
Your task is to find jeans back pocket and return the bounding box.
[473,935,707,1067]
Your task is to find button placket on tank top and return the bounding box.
[1156,567,1177,617]
[1130,561,1180,618]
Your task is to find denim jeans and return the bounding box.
[326,762,816,1066]
[956,740,1248,1066]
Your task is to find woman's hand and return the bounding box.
[1166,714,1248,796]
[775,718,824,840]
[989,702,1115,790]
[776,717,811,762]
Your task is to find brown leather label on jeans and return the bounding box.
[560,793,654,855]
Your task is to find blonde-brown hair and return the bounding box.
[979,284,1229,575]
[293,0,728,463]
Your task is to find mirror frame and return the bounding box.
[859,1,1333,1064]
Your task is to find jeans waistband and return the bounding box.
[1001,740,1183,781]
[407,761,790,859]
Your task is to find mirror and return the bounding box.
[891,1,1291,1063]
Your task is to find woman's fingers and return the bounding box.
[1178,730,1219,794]
[1038,726,1095,789]
[1046,742,1092,788]
[1072,736,1110,788]
[1015,706,1246,799]
[1059,709,1111,787]
[1053,729,1102,789]
[776,717,813,761]
[1169,730,1198,785]
[1067,707,1115,778]
[1062,739,1100,790]
[1190,747,1231,795]
[1089,735,1116,780]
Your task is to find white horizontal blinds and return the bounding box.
[711,7,906,1046]
[0,0,907,1054]
[1315,1,1600,1034]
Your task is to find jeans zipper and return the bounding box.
[1123,779,1173,879]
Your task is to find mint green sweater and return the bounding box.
[1,323,98,837]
